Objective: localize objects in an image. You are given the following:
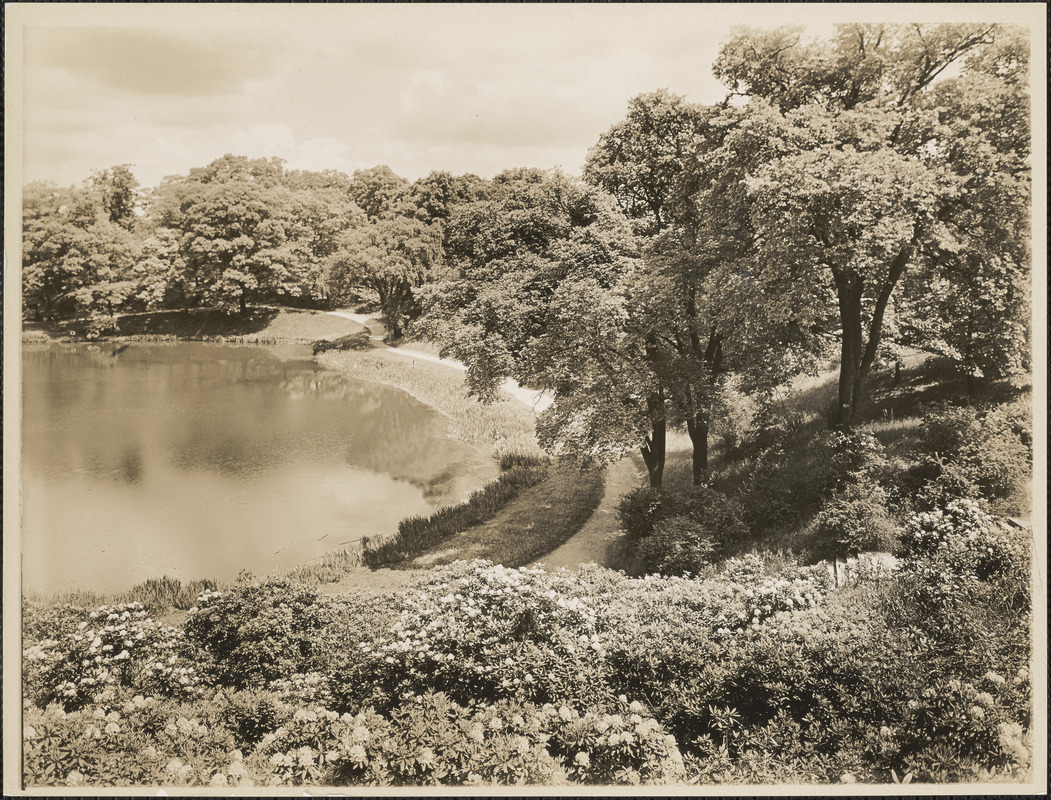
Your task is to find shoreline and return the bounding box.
[18,310,546,605]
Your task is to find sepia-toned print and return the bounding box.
[4,4,1045,795]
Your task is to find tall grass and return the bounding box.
[25,576,220,616]
[284,547,366,585]
[363,460,550,566]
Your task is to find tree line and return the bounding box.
[23,24,1031,489]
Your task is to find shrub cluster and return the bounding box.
[23,602,204,711]
[618,486,748,576]
[916,401,1031,505]
[896,498,1030,605]
[23,543,1033,787]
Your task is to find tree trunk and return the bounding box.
[239,293,247,314]
[834,238,915,428]
[640,394,666,490]
[835,277,865,429]
[686,413,709,485]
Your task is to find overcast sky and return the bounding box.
[8,3,1041,190]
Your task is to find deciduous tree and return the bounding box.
[708,23,1029,426]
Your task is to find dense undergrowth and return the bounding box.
[616,364,1032,577]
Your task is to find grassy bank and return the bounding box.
[362,459,551,567]
[402,462,606,569]
[317,348,542,455]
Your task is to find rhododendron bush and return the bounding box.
[22,537,1032,787]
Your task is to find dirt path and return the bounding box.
[317,309,637,582]
[530,457,640,572]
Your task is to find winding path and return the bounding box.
[326,310,553,412]
[530,457,639,571]
[321,309,631,573]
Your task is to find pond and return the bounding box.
[20,342,499,594]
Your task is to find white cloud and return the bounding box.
[226,124,352,175]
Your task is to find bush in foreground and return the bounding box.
[23,515,1033,788]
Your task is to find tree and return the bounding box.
[326,214,442,339]
[420,170,674,485]
[585,91,724,483]
[584,90,708,236]
[284,184,367,303]
[147,156,367,313]
[708,24,1029,426]
[91,164,140,230]
[408,171,489,226]
[424,170,637,400]
[155,178,296,313]
[526,274,678,488]
[22,181,140,322]
[347,165,410,221]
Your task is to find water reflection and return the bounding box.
[21,343,498,593]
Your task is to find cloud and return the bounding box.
[26,26,278,97]
[226,124,352,175]
[15,7,749,188]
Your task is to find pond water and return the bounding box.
[20,342,498,594]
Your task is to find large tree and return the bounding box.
[22,180,141,322]
[419,170,677,485]
[584,89,708,237]
[326,214,442,339]
[90,164,140,230]
[147,156,365,312]
[706,24,1030,426]
[585,91,726,483]
[347,165,410,222]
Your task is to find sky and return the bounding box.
[7,3,1043,190]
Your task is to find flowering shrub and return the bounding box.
[23,602,204,711]
[541,696,686,785]
[22,696,241,787]
[21,549,1033,787]
[818,482,899,555]
[351,562,611,711]
[326,693,682,786]
[182,580,340,688]
[897,499,1026,601]
[895,675,1033,781]
[324,695,570,786]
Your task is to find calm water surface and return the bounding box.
[21,342,498,593]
